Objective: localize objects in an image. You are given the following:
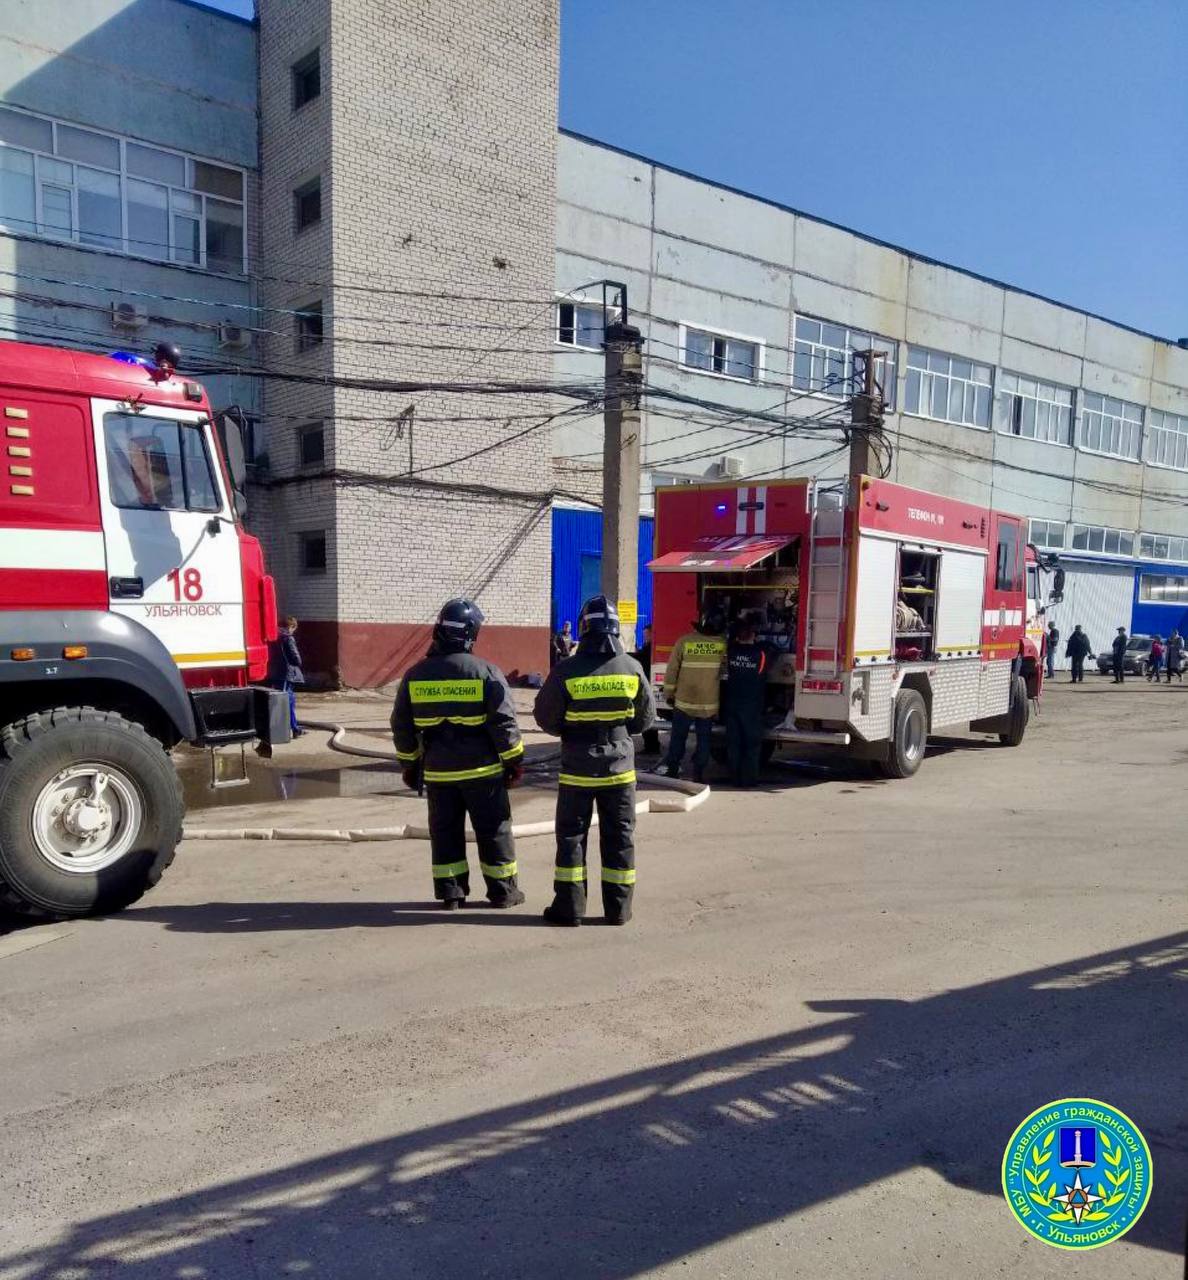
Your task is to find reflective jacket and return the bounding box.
[663,631,727,718]
[534,645,655,787]
[390,648,523,784]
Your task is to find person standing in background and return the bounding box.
[1146,635,1164,681]
[272,616,305,737]
[631,623,661,756]
[551,620,576,667]
[724,612,768,787]
[1046,620,1060,680]
[1165,630,1184,683]
[1111,627,1128,683]
[1065,625,1091,684]
[662,608,727,783]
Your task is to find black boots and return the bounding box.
[489,887,526,909]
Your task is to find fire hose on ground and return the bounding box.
[183,719,711,843]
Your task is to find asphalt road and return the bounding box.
[0,680,1185,1279]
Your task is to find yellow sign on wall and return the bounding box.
[617,599,638,624]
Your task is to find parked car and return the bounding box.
[1096,635,1154,676]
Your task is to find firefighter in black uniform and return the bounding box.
[724,611,769,787]
[534,595,655,927]
[391,598,526,910]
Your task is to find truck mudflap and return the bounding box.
[189,686,292,747]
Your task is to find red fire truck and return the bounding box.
[0,340,288,918]
[649,475,1062,777]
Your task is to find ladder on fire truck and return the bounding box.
[804,478,849,675]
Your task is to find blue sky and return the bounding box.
[202,0,1187,338]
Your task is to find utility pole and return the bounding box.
[849,349,886,478]
[602,317,644,651]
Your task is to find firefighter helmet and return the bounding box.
[578,594,620,637]
[433,597,485,651]
[700,606,727,635]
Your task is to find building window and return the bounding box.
[681,325,762,381]
[294,176,321,232]
[299,529,327,575]
[1028,518,1066,550]
[556,301,605,349]
[298,421,325,468]
[1079,392,1143,461]
[295,301,324,353]
[292,49,322,111]
[1138,532,1188,562]
[995,372,1073,446]
[792,317,897,407]
[904,346,992,428]
[1070,524,1135,556]
[1138,573,1188,605]
[1146,409,1188,472]
[0,104,246,272]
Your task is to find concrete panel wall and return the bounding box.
[554,133,1188,570]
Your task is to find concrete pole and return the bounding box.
[601,320,644,651]
[849,349,885,479]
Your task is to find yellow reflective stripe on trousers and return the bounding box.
[499,740,524,762]
[408,679,483,702]
[558,770,636,788]
[413,714,486,727]
[432,859,469,878]
[564,673,640,699]
[553,865,587,882]
[601,866,636,885]
[423,761,504,782]
[480,860,517,879]
[563,709,629,722]
[394,745,423,762]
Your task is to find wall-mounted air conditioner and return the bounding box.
[717,454,744,478]
[218,322,253,352]
[111,301,147,331]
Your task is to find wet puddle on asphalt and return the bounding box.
[179,760,403,810]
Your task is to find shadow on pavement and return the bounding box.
[5,932,1185,1278]
[124,901,550,930]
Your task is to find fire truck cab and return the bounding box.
[0,340,288,918]
[649,476,1062,778]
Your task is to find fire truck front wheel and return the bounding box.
[880,688,928,779]
[0,708,183,918]
[998,675,1029,747]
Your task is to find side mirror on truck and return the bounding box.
[215,407,250,519]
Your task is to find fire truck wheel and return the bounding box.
[881,688,928,779]
[0,708,183,919]
[998,675,1029,747]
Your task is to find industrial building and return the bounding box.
[2,0,1186,681]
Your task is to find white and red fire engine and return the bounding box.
[649,475,1062,777]
[0,339,287,918]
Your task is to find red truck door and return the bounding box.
[983,512,1025,659]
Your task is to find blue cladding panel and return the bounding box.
[1131,560,1188,639]
[551,507,655,634]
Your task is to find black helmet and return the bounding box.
[700,606,726,635]
[153,341,182,372]
[433,597,484,651]
[578,594,620,637]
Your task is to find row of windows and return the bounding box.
[1139,574,1188,605]
[1028,519,1188,564]
[0,104,246,273]
[556,299,1188,471]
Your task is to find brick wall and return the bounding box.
[257,0,559,684]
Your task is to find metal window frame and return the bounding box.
[677,321,766,384]
[791,314,898,408]
[0,102,247,274]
